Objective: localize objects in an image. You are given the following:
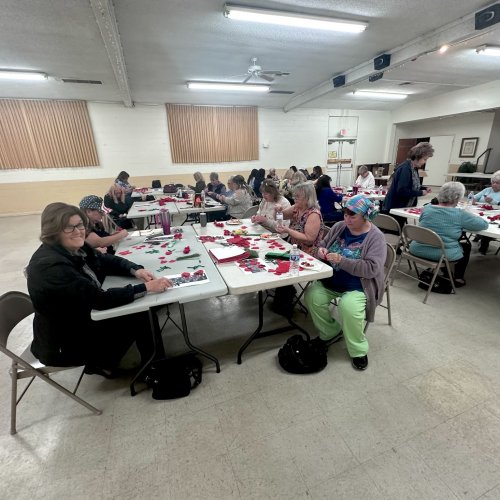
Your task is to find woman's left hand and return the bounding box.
[135,269,155,282]
[276,224,288,234]
[326,252,342,264]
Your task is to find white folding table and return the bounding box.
[192,219,333,363]
[91,225,228,394]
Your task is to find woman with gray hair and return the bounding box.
[355,165,375,190]
[410,181,488,287]
[472,170,500,253]
[276,181,323,256]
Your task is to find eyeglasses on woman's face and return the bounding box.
[63,222,86,233]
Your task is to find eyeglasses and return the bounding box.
[342,208,357,217]
[63,222,86,233]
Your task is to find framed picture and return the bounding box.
[459,137,478,158]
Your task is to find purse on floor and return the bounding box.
[144,353,202,400]
[278,334,327,374]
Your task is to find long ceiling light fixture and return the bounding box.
[352,90,408,100]
[0,70,47,81]
[224,4,367,33]
[187,82,270,92]
[476,45,500,56]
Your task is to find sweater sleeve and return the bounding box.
[461,211,489,232]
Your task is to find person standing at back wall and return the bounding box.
[383,142,434,227]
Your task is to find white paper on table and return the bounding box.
[162,271,210,288]
[209,246,247,262]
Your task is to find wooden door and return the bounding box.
[395,137,430,165]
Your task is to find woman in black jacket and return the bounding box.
[27,203,172,377]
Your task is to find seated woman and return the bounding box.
[115,171,135,193]
[308,165,323,181]
[104,185,134,229]
[79,195,127,254]
[410,181,488,286]
[472,170,500,254]
[315,175,344,224]
[188,171,206,193]
[216,174,253,219]
[251,179,291,233]
[205,172,226,200]
[304,195,386,371]
[276,181,323,256]
[354,165,376,190]
[26,202,172,377]
[267,168,279,182]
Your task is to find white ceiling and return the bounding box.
[0,0,499,112]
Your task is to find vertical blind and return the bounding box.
[166,104,258,163]
[0,99,99,169]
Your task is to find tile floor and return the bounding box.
[1,206,500,499]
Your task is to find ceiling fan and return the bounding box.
[235,57,290,83]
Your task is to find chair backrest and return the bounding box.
[241,205,259,218]
[403,225,446,251]
[384,243,397,285]
[0,291,34,348]
[374,214,401,235]
[152,180,161,188]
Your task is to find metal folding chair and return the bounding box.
[0,291,101,434]
[391,225,456,304]
[373,213,401,249]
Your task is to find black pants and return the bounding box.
[89,311,154,368]
[445,241,471,280]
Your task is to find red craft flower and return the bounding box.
[174,233,183,240]
[223,229,231,236]
[181,272,191,278]
[194,269,205,276]
[183,246,190,254]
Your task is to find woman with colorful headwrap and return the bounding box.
[304,195,386,371]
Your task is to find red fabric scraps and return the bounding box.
[183,246,190,254]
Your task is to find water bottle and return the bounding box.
[467,191,474,206]
[289,244,300,277]
[276,211,284,225]
[201,190,206,208]
[159,208,171,235]
[200,212,207,227]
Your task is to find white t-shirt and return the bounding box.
[355,171,375,190]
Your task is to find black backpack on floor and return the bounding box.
[278,335,327,374]
[145,353,202,400]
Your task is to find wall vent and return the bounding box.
[269,90,295,94]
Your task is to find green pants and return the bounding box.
[304,281,368,358]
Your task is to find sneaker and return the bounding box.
[351,355,368,371]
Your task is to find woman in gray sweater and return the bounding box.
[304,195,386,371]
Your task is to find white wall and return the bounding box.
[0,104,392,183]
[392,112,494,165]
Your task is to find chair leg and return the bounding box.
[73,367,85,395]
[10,362,18,435]
[386,285,392,326]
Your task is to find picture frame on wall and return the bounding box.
[459,137,478,158]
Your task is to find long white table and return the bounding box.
[91,225,228,391]
[192,219,333,362]
[390,207,500,239]
[446,172,493,180]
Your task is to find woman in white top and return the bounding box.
[251,179,291,232]
[355,165,376,190]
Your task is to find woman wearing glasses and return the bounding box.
[304,195,386,371]
[26,202,172,378]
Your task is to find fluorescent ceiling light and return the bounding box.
[476,45,500,56]
[438,44,450,54]
[187,82,270,92]
[0,70,47,81]
[224,4,367,33]
[352,90,408,100]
